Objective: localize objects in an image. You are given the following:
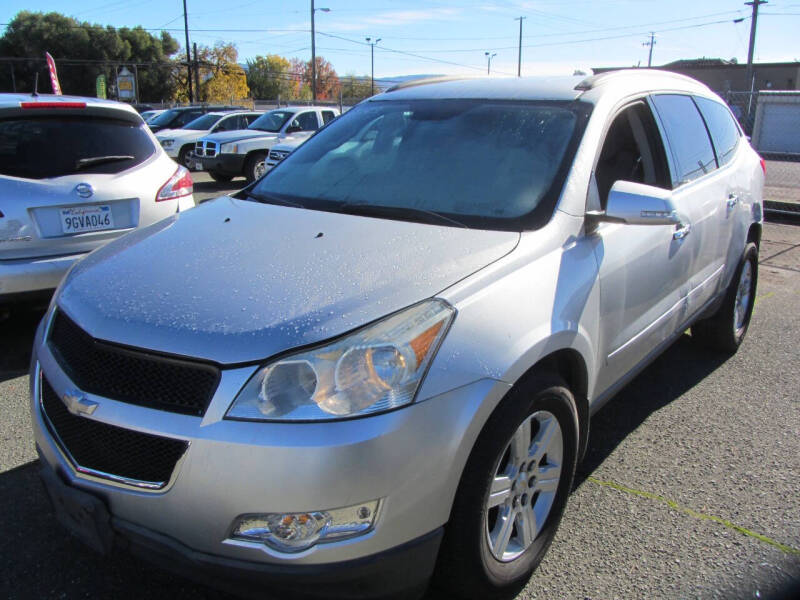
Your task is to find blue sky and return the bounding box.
[2,0,799,79]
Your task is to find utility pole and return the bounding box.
[643,32,656,67]
[485,52,497,75]
[745,0,767,91]
[514,16,526,77]
[366,37,381,95]
[183,0,193,102]
[193,42,200,102]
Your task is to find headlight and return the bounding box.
[220,142,239,154]
[226,299,455,421]
[160,139,174,148]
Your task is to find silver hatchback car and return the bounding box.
[31,71,763,599]
[0,94,195,304]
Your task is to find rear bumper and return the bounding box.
[0,251,85,298]
[200,153,245,176]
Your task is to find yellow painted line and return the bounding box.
[586,476,800,556]
[753,291,774,307]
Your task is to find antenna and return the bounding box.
[33,72,39,97]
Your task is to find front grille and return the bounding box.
[195,140,217,157]
[41,377,188,488]
[48,310,220,416]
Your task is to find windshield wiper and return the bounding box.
[75,155,134,170]
[242,190,305,209]
[338,202,469,229]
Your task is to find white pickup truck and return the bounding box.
[195,106,339,182]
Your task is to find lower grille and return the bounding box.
[40,376,189,489]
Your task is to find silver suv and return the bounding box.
[31,71,763,599]
[0,94,195,305]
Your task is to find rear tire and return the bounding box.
[245,151,268,183]
[433,375,578,600]
[208,171,233,183]
[692,242,758,353]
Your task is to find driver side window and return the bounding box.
[593,102,669,209]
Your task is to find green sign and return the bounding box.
[96,74,106,99]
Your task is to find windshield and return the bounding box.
[252,99,589,230]
[182,113,222,130]
[148,109,181,127]
[248,110,295,132]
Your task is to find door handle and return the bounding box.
[673,222,692,240]
[727,193,739,208]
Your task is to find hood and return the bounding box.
[156,128,204,140]
[58,198,519,364]
[199,129,280,145]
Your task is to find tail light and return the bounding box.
[759,157,766,175]
[156,166,193,202]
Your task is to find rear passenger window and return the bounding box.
[651,94,717,187]
[322,111,336,124]
[694,96,741,167]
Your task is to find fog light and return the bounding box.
[231,500,379,553]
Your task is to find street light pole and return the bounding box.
[514,16,525,77]
[366,37,381,96]
[485,52,497,75]
[745,0,767,91]
[310,2,330,104]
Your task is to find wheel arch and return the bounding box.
[514,348,590,463]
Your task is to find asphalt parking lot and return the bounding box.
[1,210,798,599]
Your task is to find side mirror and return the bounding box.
[591,180,680,226]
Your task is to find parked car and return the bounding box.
[195,106,339,182]
[147,105,246,133]
[139,109,166,123]
[0,93,195,305]
[264,139,302,172]
[30,71,763,600]
[156,111,262,169]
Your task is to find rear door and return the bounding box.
[0,111,158,261]
[649,94,726,315]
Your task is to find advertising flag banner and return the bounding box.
[45,52,62,95]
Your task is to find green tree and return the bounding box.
[0,11,180,101]
[340,73,373,101]
[246,54,292,100]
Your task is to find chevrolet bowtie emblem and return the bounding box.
[61,389,98,416]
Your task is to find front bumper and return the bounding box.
[39,462,441,600]
[30,312,509,581]
[0,251,86,299]
[200,153,246,176]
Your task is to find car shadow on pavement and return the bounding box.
[193,178,243,201]
[574,332,729,487]
[0,307,46,384]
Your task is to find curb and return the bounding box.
[764,200,800,225]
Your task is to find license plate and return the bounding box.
[194,161,204,170]
[60,205,114,234]
[39,466,113,554]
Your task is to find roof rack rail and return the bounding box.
[574,69,702,91]
[385,76,471,93]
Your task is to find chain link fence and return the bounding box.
[720,90,800,210]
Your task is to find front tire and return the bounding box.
[178,145,195,170]
[692,242,758,353]
[434,375,579,599]
[245,151,268,183]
